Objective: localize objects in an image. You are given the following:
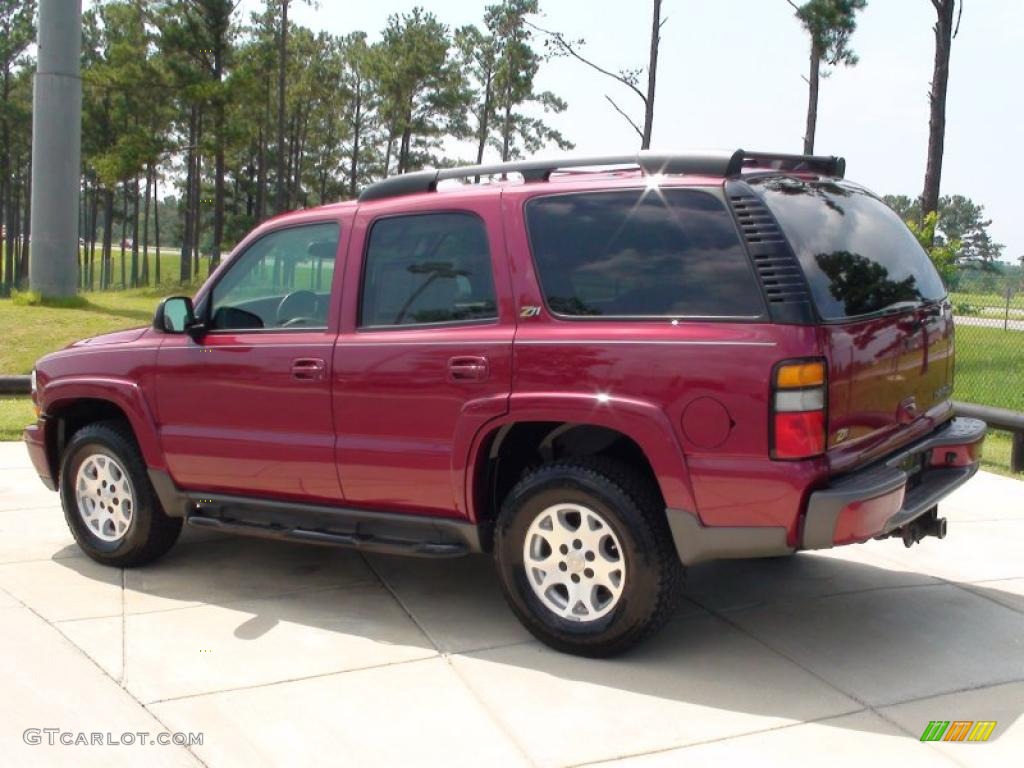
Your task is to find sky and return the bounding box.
[243,0,1023,261]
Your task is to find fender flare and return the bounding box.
[41,377,166,471]
[457,391,697,522]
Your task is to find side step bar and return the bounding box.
[187,514,469,558]
[181,492,484,559]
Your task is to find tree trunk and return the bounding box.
[383,133,393,179]
[275,0,289,214]
[11,179,21,285]
[192,111,202,281]
[256,125,266,221]
[211,46,225,270]
[88,176,99,291]
[803,40,821,155]
[153,168,161,285]
[102,188,114,290]
[120,180,128,288]
[131,175,140,287]
[348,80,362,198]
[399,128,411,174]
[180,106,197,285]
[142,165,151,286]
[642,0,661,149]
[501,102,513,162]
[922,0,957,236]
[476,68,493,165]
[1,62,10,295]
[79,173,86,285]
[20,153,31,284]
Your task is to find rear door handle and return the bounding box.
[291,358,326,381]
[448,355,489,382]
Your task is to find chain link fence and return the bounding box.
[949,268,1024,413]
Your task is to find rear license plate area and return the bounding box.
[898,452,926,490]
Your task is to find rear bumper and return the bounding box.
[802,417,985,550]
[23,419,56,491]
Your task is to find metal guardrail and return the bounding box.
[0,375,30,395]
[0,373,1020,472]
[953,401,1024,473]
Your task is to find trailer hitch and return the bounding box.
[884,507,948,548]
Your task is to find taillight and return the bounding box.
[771,359,826,460]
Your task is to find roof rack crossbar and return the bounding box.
[357,149,845,202]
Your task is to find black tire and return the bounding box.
[59,420,182,567]
[494,457,683,657]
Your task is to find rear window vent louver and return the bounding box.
[729,193,812,312]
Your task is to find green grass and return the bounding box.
[75,246,210,291]
[979,430,1018,478]
[950,289,1024,317]
[0,397,36,441]
[953,325,1024,412]
[0,289,174,373]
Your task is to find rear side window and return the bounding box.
[750,177,947,320]
[525,189,764,318]
[359,213,498,328]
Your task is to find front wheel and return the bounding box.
[494,458,682,657]
[60,421,182,567]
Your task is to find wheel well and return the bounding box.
[45,398,133,480]
[475,422,665,538]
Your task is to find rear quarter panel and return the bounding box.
[501,181,828,536]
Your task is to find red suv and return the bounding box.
[24,150,985,656]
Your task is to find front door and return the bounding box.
[155,220,345,502]
[333,199,514,518]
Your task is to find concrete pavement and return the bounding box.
[1,440,1022,767]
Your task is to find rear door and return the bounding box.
[332,194,514,518]
[750,176,953,458]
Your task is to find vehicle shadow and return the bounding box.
[51,529,1024,742]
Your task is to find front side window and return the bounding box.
[359,213,497,328]
[525,189,764,318]
[210,222,340,330]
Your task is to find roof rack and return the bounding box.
[357,149,845,202]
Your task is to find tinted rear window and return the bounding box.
[359,213,497,328]
[525,189,764,318]
[750,177,947,320]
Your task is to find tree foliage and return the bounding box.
[906,211,958,285]
[883,193,1004,264]
[529,0,662,149]
[787,0,866,154]
[2,1,571,293]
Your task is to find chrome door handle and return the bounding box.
[291,358,326,381]
[447,355,489,382]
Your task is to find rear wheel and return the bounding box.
[494,458,682,657]
[60,421,182,567]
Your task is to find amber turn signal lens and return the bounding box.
[776,361,825,389]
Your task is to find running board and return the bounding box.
[183,494,482,558]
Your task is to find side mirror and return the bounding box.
[154,296,204,339]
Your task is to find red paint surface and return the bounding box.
[25,171,974,549]
[832,488,907,545]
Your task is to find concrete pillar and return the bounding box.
[29,0,83,298]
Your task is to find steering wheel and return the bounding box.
[276,290,318,326]
[281,316,318,328]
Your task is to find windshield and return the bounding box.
[749,176,947,320]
